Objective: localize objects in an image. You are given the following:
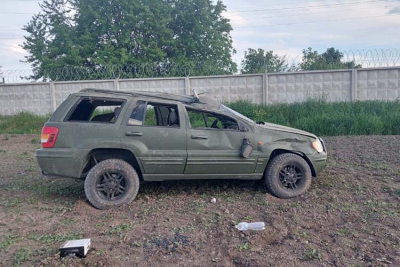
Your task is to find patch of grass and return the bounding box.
[228,99,400,136]
[30,138,41,144]
[62,218,76,226]
[0,198,22,209]
[29,233,83,244]
[107,223,133,235]
[0,112,49,134]
[95,249,105,256]
[13,247,33,266]
[13,247,55,266]
[238,242,249,252]
[300,247,322,261]
[382,186,400,197]
[5,176,84,199]
[1,100,400,136]
[173,224,195,234]
[337,227,352,237]
[0,235,24,251]
[363,200,397,217]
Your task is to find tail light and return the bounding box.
[41,126,59,148]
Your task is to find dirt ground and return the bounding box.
[0,134,399,267]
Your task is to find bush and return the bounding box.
[228,100,400,136]
[0,112,50,134]
[0,100,399,136]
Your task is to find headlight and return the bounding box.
[312,139,324,153]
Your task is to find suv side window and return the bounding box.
[128,101,180,128]
[67,97,125,123]
[186,108,239,131]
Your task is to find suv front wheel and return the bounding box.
[265,153,312,198]
[84,159,140,209]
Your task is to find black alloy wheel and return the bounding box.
[96,171,127,200]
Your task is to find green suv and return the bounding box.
[36,89,327,209]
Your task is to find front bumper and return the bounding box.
[312,156,327,175]
[36,148,90,179]
[308,138,328,176]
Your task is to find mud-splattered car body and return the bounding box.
[36,88,327,181]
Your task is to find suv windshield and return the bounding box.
[219,104,255,125]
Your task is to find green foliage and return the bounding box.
[240,47,361,73]
[168,0,237,74]
[22,0,236,80]
[1,101,400,136]
[107,223,133,235]
[241,48,288,74]
[144,107,157,126]
[0,112,50,134]
[13,248,33,266]
[300,47,360,71]
[0,235,24,250]
[28,233,83,244]
[301,247,322,261]
[228,100,400,136]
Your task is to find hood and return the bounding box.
[257,122,317,139]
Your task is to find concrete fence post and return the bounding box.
[263,73,269,105]
[185,77,190,95]
[351,69,358,102]
[50,82,57,111]
[114,79,120,91]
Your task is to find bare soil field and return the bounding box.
[0,134,399,267]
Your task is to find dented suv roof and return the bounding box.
[80,88,196,104]
[78,88,222,111]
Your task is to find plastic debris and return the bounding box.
[59,239,91,258]
[235,222,265,231]
[210,198,217,203]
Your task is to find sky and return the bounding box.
[0,0,400,71]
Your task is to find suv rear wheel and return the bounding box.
[265,153,312,198]
[84,159,140,209]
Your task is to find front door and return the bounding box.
[120,99,187,174]
[184,107,257,175]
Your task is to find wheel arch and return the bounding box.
[266,149,316,177]
[82,148,144,180]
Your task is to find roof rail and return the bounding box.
[80,88,195,103]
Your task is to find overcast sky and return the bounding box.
[0,0,400,70]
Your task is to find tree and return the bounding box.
[241,48,288,74]
[168,0,237,75]
[22,0,236,80]
[300,47,359,71]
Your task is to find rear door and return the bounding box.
[120,99,187,174]
[184,107,257,175]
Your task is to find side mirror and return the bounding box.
[241,138,253,158]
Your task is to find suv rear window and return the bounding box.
[67,98,125,123]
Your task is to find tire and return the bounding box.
[264,153,312,199]
[84,159,140,209]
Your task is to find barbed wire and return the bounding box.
[1,49,400,83]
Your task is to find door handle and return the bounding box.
[191,135,208,140]
[126,131,143,136]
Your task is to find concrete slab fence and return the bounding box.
[0,67,399,115]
